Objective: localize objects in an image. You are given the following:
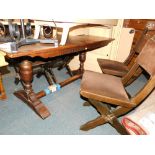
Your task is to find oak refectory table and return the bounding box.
[4,35,113,119]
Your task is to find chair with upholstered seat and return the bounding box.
[97,21,155,85]
[0,73,6,100]
[80,36,155,134]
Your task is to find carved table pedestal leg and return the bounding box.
[14,60,51,119]
[71,52,86,75]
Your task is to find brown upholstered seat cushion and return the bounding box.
[80,70,131,107]
[97,58,129,77]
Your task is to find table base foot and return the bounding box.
[14,90,51,119]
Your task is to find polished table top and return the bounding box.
[5,35,113,59]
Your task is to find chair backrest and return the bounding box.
[123,36,155,105]
[124,21,155,66]
[133,29,150,54]
[137,37,155,77]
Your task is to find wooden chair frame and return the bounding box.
[0,73,6,100]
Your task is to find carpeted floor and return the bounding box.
[0,66,147,135]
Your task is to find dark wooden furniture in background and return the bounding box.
[0,72,6,100]
[80,36,155,134]
[123,19,155,49]
[4,35,113,119]
[97,21,155,86]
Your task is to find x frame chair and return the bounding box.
[80,36,155,134]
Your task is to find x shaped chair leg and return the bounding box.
[80,99,128,134]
